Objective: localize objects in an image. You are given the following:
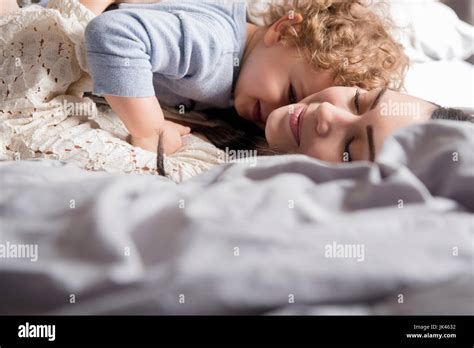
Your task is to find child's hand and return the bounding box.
[130,120,190,155]
[160,121,191,155]
[104,95,189,155]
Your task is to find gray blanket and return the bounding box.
[0,120,473,315]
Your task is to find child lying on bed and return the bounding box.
[1,0,231,182]
[83,0,408,155]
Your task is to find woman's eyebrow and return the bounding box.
[370,88,387,110]
[366,125,375,161]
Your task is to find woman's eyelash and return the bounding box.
[354,89,361,114]
[345,89,361,161]
[343,136,354,162]
[288,84,296,104]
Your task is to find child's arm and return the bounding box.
[0,0,19,16]
[105,95,189,154]
[80,0,115,15]
[85,8,205,155]
[80,1,183,153]
[80,0,161,15]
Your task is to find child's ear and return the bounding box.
[263,12,303,47]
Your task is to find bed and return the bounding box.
[0,0,473,315]
[1,118,473,315]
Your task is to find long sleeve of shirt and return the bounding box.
[84,1,247,110]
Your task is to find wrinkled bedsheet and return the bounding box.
[0,120,473,315]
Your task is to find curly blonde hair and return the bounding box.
[258,0,409,90]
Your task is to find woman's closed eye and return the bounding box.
[354,88,361,114]
[342,88,363,162]
[343,136,354,162]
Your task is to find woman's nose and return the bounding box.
[314,102,333,136]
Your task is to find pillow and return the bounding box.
[375,0,474,62]
[404,60,474,108]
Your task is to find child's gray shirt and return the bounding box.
[85,1,248,111]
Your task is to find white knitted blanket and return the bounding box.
[0,0,225,183]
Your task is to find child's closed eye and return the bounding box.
[288,83,297,104]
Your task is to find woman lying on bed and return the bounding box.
[160,86,472,174]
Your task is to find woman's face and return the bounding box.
[265,87,437,162]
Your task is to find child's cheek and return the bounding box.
[254,64,282,99]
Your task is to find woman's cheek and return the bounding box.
[265,114,279,146]
[266,108,287,146]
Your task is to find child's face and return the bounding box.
[234,15,334,129]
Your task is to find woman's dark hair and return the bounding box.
[430,106,473,122]
[156,107,282,176]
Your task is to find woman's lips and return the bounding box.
[289,104,307,145]
[252,100,262,123]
